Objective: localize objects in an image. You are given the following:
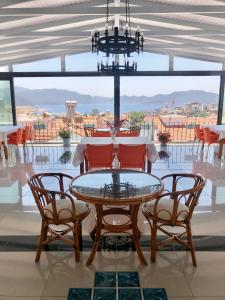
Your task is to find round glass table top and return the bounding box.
[71,169,162,202]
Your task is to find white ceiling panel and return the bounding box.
[0,0,225,66]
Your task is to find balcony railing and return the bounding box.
[19,114,216,144]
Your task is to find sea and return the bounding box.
[34,102,161,115]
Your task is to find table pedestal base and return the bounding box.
[86,204,147,266]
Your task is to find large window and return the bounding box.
[14,76,114,141]
[0,80,13,125]
[120,76,220,141]
[66,52,100,71]
[132,52,169,71]
[13,57,61,72]
[66,52,169,72]
[0,66,9,72]
[174,56,222,71]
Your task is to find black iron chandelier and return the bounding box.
[91,0,144,72]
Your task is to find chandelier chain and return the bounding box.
[106,0,109,25]
[125,0,128,25]
[128,0,131,35]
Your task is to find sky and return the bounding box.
[13,52,222,97]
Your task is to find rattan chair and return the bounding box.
[28,173,90,262]
[142,173,205,266]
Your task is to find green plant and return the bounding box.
[58,128,71,138]
[129,111,145,123]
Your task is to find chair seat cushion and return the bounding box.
[143,197,189,221]
[44,197,89,220]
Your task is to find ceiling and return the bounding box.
[1,0,225,67]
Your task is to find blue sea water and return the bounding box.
[35,102,160,115]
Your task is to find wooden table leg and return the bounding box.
[80,161,84,174]
[147,161,152,174]
[2,142,8,160]
[86,204,103,266]
[130,204,147,265]
[217,139,224,159]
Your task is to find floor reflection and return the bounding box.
[0,143,225,236]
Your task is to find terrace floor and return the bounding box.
[0,143,225,299]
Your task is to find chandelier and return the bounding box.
[91,0,144,72]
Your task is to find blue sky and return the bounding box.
[13,52,222,97]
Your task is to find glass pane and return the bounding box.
[0,65,9,72]
[120,76,220,142]
[132,52,169,71]
[14,76,114,142]
[66,52,101,71]
[13,57,61,72]
[0,80,13,125]
[174,56,222,71]
[66,52,169,71]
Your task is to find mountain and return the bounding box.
[15,87,110,105]
[121,90,218,105]
[14,86,218,108]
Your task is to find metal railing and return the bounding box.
[18,114,216,144]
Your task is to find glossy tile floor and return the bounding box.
[0,143,225,299]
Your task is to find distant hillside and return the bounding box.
[14,86,218,108]
[121,90,218,105]
[15,86,110,105]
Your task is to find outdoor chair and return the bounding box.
[116,129,140,137]
[91,129,111,137]
[117,144,147,171]
[192,126,205,152]
[28,173,90,262]
[142,173,205,266]
[22,125,33,148]
[203,127,220,158]
[84,143,114,171]
[7,128,23,148]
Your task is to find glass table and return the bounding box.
[70,169,163,265]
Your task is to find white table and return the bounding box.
[207,125,225,159]
[73,136,158,173]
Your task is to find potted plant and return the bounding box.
[59,128,72,146]
[105,118,127,139]
[157,131,172,145]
